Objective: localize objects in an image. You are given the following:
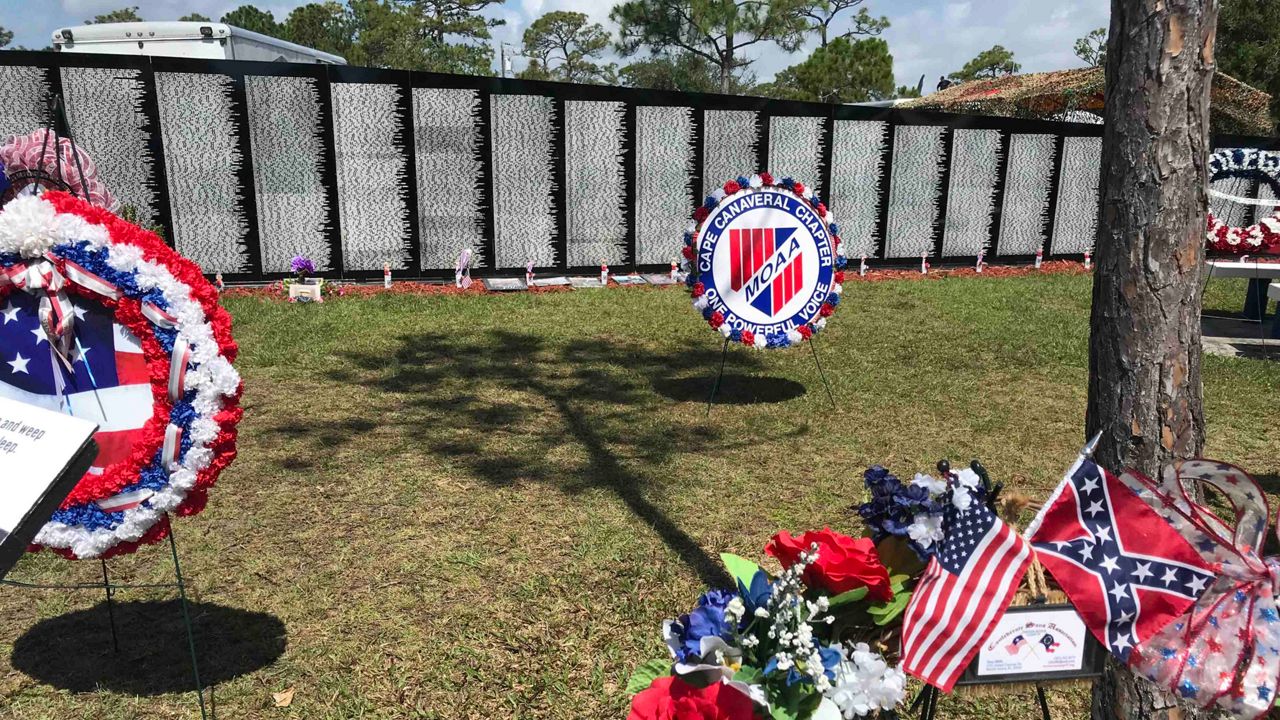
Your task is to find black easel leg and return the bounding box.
[100,559,119,653]
[705,337,730,417]
[167,517,209,720]
[808,336,836,410]
[1036,685,1051,720]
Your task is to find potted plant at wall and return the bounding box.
[285,255,324,302]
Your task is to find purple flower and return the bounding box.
[290,255,316,277]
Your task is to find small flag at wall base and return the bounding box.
[900,489,1033,691]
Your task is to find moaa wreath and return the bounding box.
[683,173,846,348]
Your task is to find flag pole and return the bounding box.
[1023,431,1103,539]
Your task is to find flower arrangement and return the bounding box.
[627,528,908,720]
[290,255,317,281]
[1205,148,1280,254]
[858,461,998,562]
[682,173,847,349]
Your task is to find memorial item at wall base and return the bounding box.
[1205,148,1280,254]
[0,396,98,580]
[684,174,845,349]
[625,527,908,720]
[0,192,241,560]
[455,248,473,289]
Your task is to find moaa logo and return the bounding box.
[697,187,835,335]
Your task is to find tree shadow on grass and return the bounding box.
[313,329,790,589]
[11,600,286,695]
[652,374,808,405]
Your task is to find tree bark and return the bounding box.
[1086,0,1217,718]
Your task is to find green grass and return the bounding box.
[1,273,1278,719]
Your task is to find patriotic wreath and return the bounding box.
[0,191,241,559]
[1205,148,1280,254]
[682,173,847,349]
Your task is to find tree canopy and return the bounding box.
[611,0,811,92]
[618,52,741,93]
[86,6,144,24]
[1217,0,1280,131]
[518,11,614,84]
[220,5,284,36]
[801,0,888,47]
[948,44,1020,82]
[1073,27,1106,67]
[0,25,11,49]
[760,36,894,103]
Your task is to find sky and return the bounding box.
[0,0,1110,89]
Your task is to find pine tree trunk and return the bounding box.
[1086,0,1217,718]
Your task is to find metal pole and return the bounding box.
[100,558,119,653]
[166,516,209,720]
[705,337,730,417]
[808,335,837,410]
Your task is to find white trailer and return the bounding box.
[51,21,347,65]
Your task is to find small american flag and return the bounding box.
[1,290,151,476]
[901,485,1033,691]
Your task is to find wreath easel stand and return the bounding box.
[704,334,837,416]
[1,515,210,719]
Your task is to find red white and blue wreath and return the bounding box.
[681,172,846,348]
[0,192,242,559]
[1206,147,1280,253]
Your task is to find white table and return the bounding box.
[1206,259,1280,321]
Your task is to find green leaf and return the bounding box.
[890,574,910,591]
[867,591,912,626]
[720,553,762,588]
[826,586,869,607]
[732,665,762,686]
[625,659,671,695]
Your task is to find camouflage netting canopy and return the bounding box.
[898,67,1273,136]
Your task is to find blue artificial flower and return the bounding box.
[835,256,848,269]
[702,306,714,320]
[729,328,743,342]
[827,293,841,307]
[684,232,694,246]
[893,483,931,507]
[780,177,796,189]
[819,644,843,680]
[704,196,718,209]
[667,590,739,663]
[736,175,751,188]
[829,223,841,237]
[738,569,771,614]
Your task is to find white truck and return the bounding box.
[51,21,347,65]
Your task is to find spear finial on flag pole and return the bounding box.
[1081,430,1102,459]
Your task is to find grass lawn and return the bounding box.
[0,271,1277,719]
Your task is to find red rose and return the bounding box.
[759,172,774,185]
[629,676,760,720]
[797,325,813,339]
[794,182,806,195]
[740,329,754,345]
[682,245,695,260]
[833,236,842,249]
[693,206,709,222]
[724,180,741,194]
[692,281,706,298]
[709,311,725,328]
[820,303,834,317]
[766,528,892,600]
[816,202,827,216]
[835,270,845,283]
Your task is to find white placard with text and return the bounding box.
[0,396,98,542]
[977,607,1090,677]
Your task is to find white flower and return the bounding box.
[753,333,767,349]
[824,645,906,718]
[711,188,726,202]
[912,473,946,495]
[749,174,763,188]
[952,484,973,511]
[787,330,803,344]
[693,296,709,311]
[719,324,732,337]
[0,195,60,258]
[724,597,746,623]
[754,607,770,618]
[954,467,982,490]
[906,513,944,549]
[814,317,827,330]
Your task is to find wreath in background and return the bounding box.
[1205,148,1280,253]
[0,192,240,559]
[681,172,847,348]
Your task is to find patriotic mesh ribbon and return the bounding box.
[0,191,241,559]
[1123,460,1280,718]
